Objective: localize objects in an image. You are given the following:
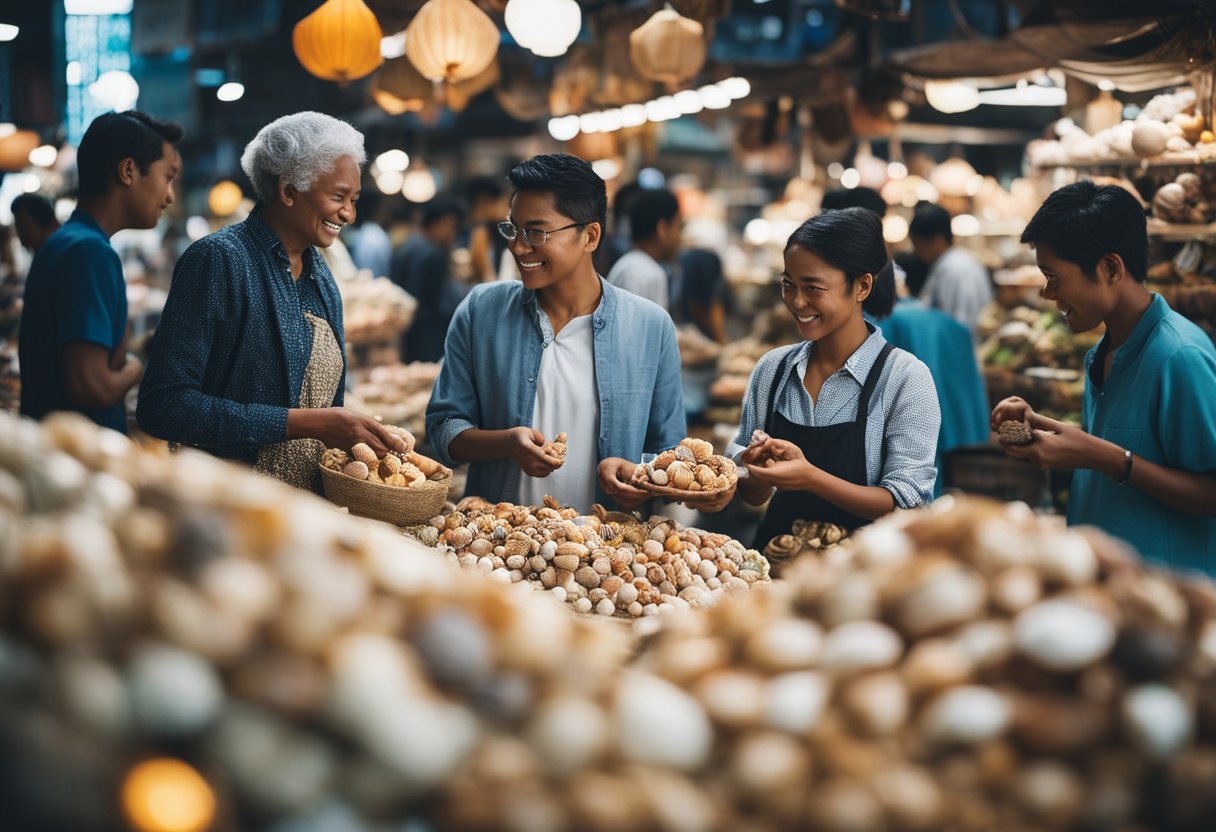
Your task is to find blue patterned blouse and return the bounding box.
[137,208,346,462]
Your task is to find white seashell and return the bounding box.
[1014,761,1084,824]
[615,672,712,771]
[1015,599,1116,672]
[412,609,493,687]
[850,523,912,566]
[1122,684,1193,761]
[842,671,909,736]
[893,564,987,638]
[650,468,669,487]
[595,598,616,616]
[693,671,768,727]
[956,619,1015,670]
[819,573,879,626]
[574,597,593,614]
[128,643,224,737]
[921,685,1011,746]
[820,620,903,674]
[732,732,810,796]
[549,586,567,604]
[764,671,831,734]
[743,619,823,671]
[990,566,1042,613]
[360,698,478,788]
[1033,531,1097,586]
[527,696,609,776]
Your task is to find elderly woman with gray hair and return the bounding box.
[138,111,405,491]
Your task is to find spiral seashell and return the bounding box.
[674,444,697,464]
[667,461,695,490]
[764,534,802,561]
[342,460,370,480]
[321,448,350,470]
[445,526,474,548]
[654,450,678,470]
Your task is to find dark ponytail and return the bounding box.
[784,207,891,292]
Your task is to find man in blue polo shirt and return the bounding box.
[20,110,183,433]
[993,181,1216,575]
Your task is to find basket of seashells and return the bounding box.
[631,437,738,499]
[319,426,452,525]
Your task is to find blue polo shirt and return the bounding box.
[19,209,128,433]
[1069,294,1216,575]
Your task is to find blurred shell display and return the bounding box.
[2,411,1215,830]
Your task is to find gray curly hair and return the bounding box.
[240,111,366,203]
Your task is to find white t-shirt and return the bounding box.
[517,311,601,513]
[606,249,669,310]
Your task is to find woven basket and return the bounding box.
[631,462,738,501]
[320,465,451,526]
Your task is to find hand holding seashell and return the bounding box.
[289,407,409,457]
[507,427,564,478]
[744,438,817,490]
[598,457,651,510]
[990,396,1034,434]
[678,481,737,513]
[999,411,1101,473]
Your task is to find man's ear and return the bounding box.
[1103,253,1125,284]
[117,157,137,187]
[584,220,603,253]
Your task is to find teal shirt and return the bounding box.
[1069,294,1216,575]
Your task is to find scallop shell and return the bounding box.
[342,461,370,480]
[351,443,378,466]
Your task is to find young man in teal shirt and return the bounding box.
[993,181,1216,575]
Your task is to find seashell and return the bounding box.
[1122,684,1193,761]
[469,538,493,557]
[342,461,370,480]
[1014,761,1084,827]
[557,541,590,560]
[693,465,716,487]
[902,638,972,695]
[649,468,669,486]
[680,437,714,463]
[445,527,474,549]
[553,554,580,572]
[1012,693,1109,755]
[842,671,908,736]
[384,424,416,454]
[921,685,1011,747]
[870,766,945,830]
[526,696,609,776]
[385,472,408,488]
[809,779,886,832]
[1015,599,1116,672]
[399,462,426,485]
[379,454,402,477]
[731,731,810,796]
[595,598,615,616]
[674,444,696,464]
[615,671,712,771]
[1033,531,1097,586]
[573,597,593,614]
[575,566,601,589]
[666,461,694,490]
[128,643,224,737]
[764,670,831,734]
[997,420,1033,446]
[892,562,987,638]
[991,566,1042,613]
[407,451,444,479]
[321,448,350,470]
[351,443,378,466]
[821,620,903,674]
[744,619,823,671]
[654,450,678,469]
[412,609,493,687]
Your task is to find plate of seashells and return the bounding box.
[631,437,738,499]
[319,425,453,525]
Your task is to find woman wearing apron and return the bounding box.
[138,112,406,491]
[718,208,941,545]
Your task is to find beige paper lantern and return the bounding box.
[373,55,436,112]
[629,8,707,86]
[404,0,500,83]
[292,0,383,83]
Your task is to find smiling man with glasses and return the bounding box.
[426,153,686,513]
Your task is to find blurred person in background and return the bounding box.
[993,180,1216,575]
[21,111,182,434]
[606,187,681,311]
[11,193,60,254]
[426,154,685,513]
[464,174,509,283]
[391,195,466,363]
[909,202,993,340]
[138,111,406,491]
[826,187,989,497]
[349,196,393,279]
[595,180,643,277]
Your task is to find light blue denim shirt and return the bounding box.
[426,278,686,507]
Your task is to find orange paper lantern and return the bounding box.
[629,8,706,86]
[293,0,384,83]
[404,0,499,83]
[0,129,40,172]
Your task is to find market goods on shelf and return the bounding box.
[346,361,440,439]
[2,411,1215,830]
[762,518,849,576]
[337,275,417,344]
[428,494,770,618]
[631,437,737,498]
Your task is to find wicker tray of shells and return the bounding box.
[319,426,452,525]
[631,437,738,499]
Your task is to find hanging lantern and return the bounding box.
[404,0,499,83]
[373,55,436,111]
[629,8,706,87]
[444,59,500,112]
[0,129,40,172]
[504,0,581,58]
[293,0,384,83]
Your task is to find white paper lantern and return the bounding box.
[505,0,581,58]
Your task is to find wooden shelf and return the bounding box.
[1036,153,1216,171]
[1146,219,1216,241]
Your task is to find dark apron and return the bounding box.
[753,342,894,548]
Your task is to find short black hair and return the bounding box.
[786,207,892,292]
[822,186,887,218]
[612,181,645,225]
[908,202,952,244]
[1020,179,1148,282]
[420,194,464,228]
[507,153,607,231]
[629,188,679,242]
[464,174,504,205]
[11,193,57,228]
[77,110,184,197]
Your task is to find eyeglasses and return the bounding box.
[497,220,586,247]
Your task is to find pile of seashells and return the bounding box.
[762,518,849,576]
[2,410,1214,831]
[541,432,568,466]
[632,437,736,494]
[427,495,770,618]
[320,426,449,488]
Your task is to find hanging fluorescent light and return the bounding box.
[0,24,19,41]
[975,85,1066,107]
[924,80,980,114]
[216,82,245,102]
[674,90,703,114]
[698,84,731,110]
[620,104,648,127]
[548,115,580,141]
[64,0,133,14]
[719,77,751,99]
